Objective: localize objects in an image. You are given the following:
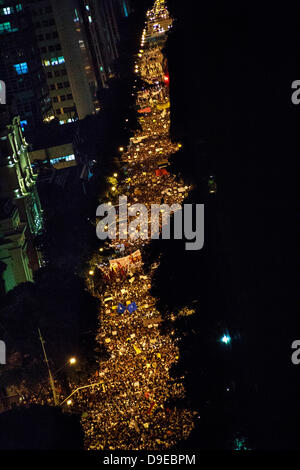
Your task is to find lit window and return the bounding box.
[43,59,50,66]
[49,154,75,164]
[0,21,18,33]
[16,4,22,12]
[51,57,58,65]
[14,62,28,74]
[3,7,13,15]
[58,56,65,64]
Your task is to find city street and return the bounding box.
[74,0,197,450]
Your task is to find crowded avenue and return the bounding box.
[17,0,197,450]
[79,0,196,450]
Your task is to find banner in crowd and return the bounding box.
[155,168,170,177]
[156,101,170,110]
[138,107,152,113]
[109,250,142,272]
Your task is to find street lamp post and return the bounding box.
[38,328,58,406]
[60,381,104,406]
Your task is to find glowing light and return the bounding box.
[220,334,231,345]
[69,357,77,365]
[89,270,94,276]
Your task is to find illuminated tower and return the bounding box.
[1,116,43,235]
[0,115,43,291]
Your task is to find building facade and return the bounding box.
[30,141,76,169]
[1,0,132,126]
[0,200,33,292]
[0,0,52,129]
[30,0,100,122]
[0,115,43,292]
[29,0,72,124]
[82,0,131,88]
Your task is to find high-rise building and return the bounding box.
[29,0,72,124]
[0,0,52,129]
[81,0,131,88]
[30,0,100,122]
[0,114,43,292]
[1,0,131,127]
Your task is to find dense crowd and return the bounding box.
[76,0,196,450]
[78,271,195,450]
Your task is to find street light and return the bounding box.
[89,270,94,276]
[53,357,78,376]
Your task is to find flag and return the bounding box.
[117,302,137,314]
[117,303,126,314]
[127,302,137,313]
[133,345,142,354]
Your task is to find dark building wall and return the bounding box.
[81,0,132,89]
[0,1,51,129]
